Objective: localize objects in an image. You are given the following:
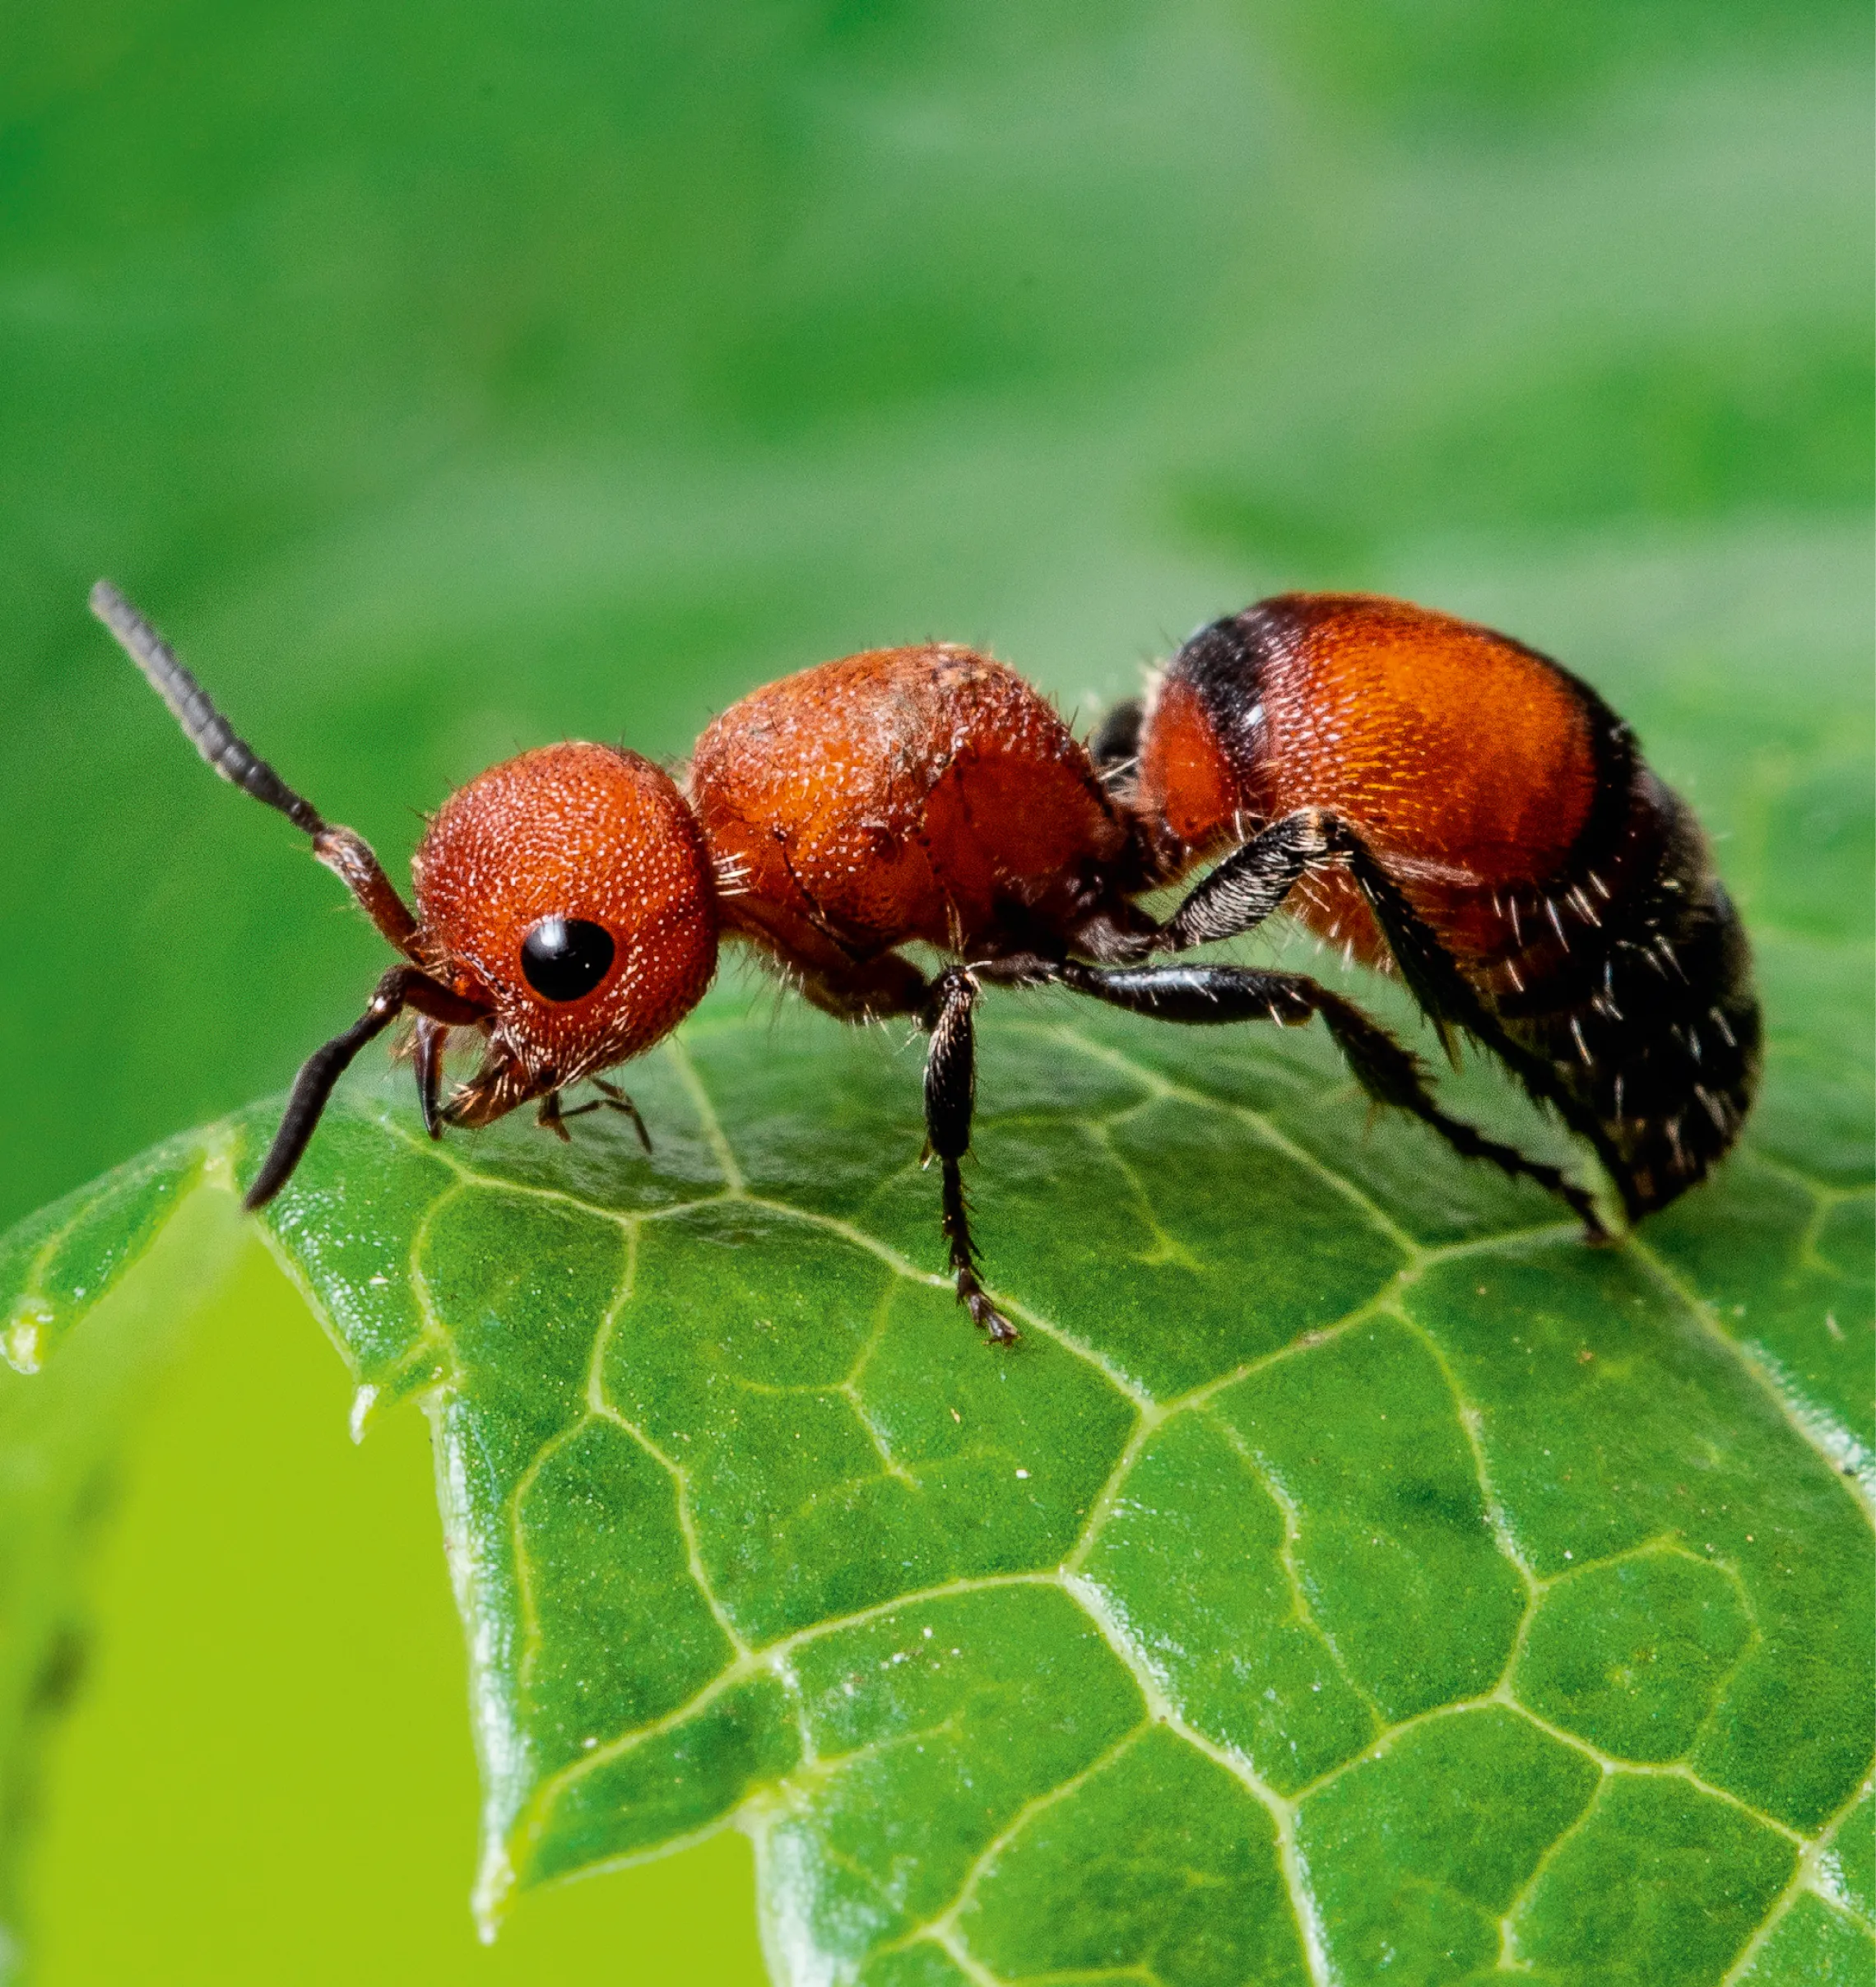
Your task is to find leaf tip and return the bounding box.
[471,1845,516,1945]
[2,1300,52,1375]
[348,1384,378,1444]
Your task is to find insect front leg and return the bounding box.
[532,1079,654,1156]
[589,1078,654,1153]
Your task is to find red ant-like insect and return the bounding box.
[92,583,1758,1343]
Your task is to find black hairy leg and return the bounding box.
[922,966,1019,1343]
[797,950,1020,1343]
[1159,810,1642,1222]
[1155,809,1473,1028]
[1321,831,1646,1216]
[588,1078,655,1152]
[1053,959,1608,1238]
[1158,810,1339,952]
[536,1079,655,1151]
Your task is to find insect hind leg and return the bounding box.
[1157,810,1336,952]
[1054,959,1608,1238]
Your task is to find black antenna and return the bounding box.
[90,580,326,835]
[90,578,425,956]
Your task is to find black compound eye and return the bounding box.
[520,917,616,1002]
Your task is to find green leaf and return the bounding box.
[7,488,1871,1982]
[2,1,1869,1979]
[4,947,1869,1983]
[0,1146,243,1959]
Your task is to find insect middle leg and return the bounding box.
[1053,959,1607,1237]
[791,949,1018,1342]
[922,967,1019,1343]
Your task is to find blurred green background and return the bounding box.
[2,2,1869,1981]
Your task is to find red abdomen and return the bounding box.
[1140,594,1601,979]
[1136,594,1760,1214]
